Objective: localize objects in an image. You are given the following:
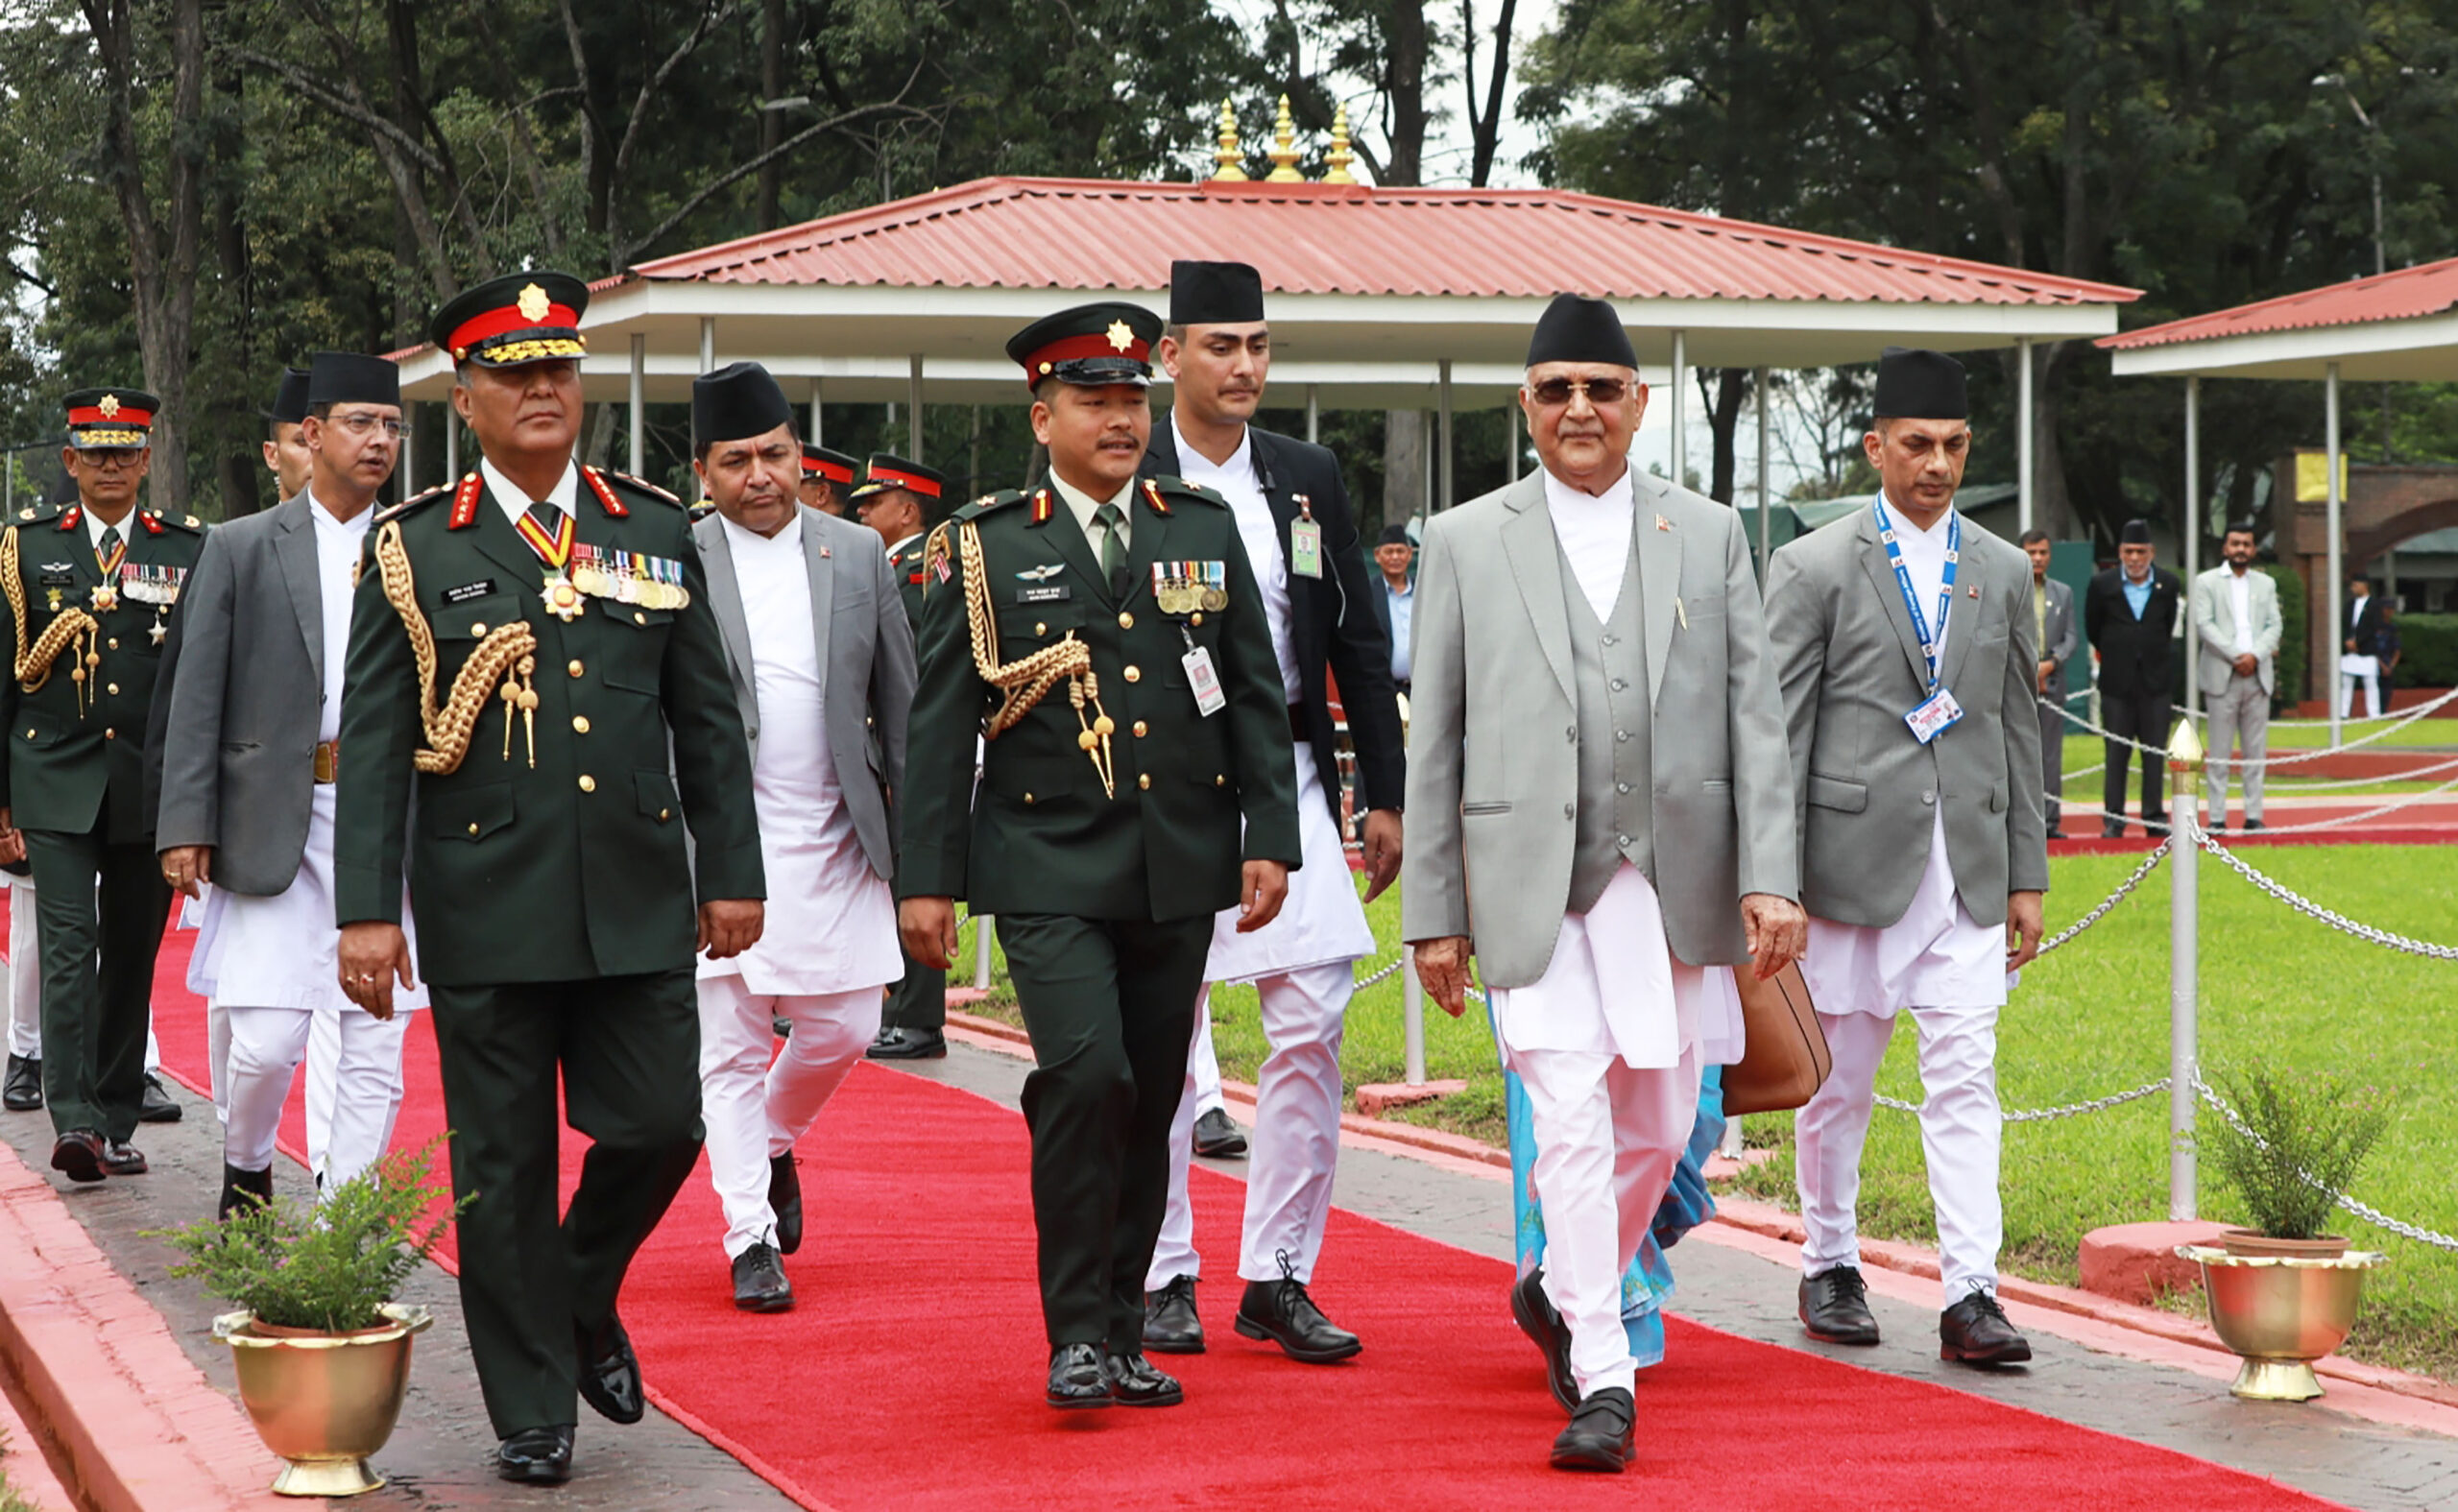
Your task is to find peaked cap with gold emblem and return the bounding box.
[62,388,159,450]
[429,271,590,368]
[1003,301,1161,391]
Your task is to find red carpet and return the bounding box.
[105,913,2347,1511]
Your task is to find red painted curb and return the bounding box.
[0,1138,287,1510]
[0,1345,76,1512]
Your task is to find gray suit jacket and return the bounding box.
[1400,469,1798,988]
[693,505,913,881]
[2191,564,2281,697]
[1765,504,2048,930]
[153,493,335,896]
[2036,577,2079,700]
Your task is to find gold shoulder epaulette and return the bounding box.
[375,483,452,525]
[963,489,1027,519]
[604,468,683,507]
[1149,474,1228,508]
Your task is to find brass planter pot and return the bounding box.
[2176,1245,2385,1401]
[214,1304,434,1497]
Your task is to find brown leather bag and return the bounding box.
[1723,963,1831,1116]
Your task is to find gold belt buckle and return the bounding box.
[313,741,339,784]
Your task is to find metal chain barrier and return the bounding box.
[2047,687,2458,767]
[2260,753,2458,791]
[1875,1076,2171,1123]
[2036,836,2170,954]
[2192,1074,2458,1253]
[2196,831,2458,957]
[1355,955,1405,989]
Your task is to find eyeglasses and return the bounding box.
[1528,376,1630,407]
[77,450,143,469]
[331,414,408,439]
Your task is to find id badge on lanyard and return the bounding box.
[1874,496,1964,745]
[1289,494,1323,579]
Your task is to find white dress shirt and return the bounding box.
[480,457,579,528]
[2229,569,2254,658]
[1172,416,1302,703]
[311,497,372,742]
[1539,465,1636,622]
[84,506,135,553]
[1048,471,1133,559]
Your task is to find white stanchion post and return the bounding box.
[974,915,993,992]
[1402,943,1426,1088]
[2167,717,2203,1220]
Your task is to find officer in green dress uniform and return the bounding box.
[855,453,952,1061]
[332,273,766,1485]
[800,444,858,517]
[898,303,1301,1410]
[0,390,205,1183]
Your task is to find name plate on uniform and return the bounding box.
[1016,585,1070,604]
[444,579,498,605]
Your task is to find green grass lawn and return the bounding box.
[2055,734,2458,801]
[958,843,2458,1376]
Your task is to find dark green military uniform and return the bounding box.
[877,528,947,1037]
[899,470,1300,1354]
[0,410,205,1152]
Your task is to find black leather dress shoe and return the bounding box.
[1940,1290,2033,1365]
[1798,1265,1880,1345]
[1102,1351,1183,1407]
[100,1140,148,1176]
[2101,821,2128,839]
[2142,815,2171,838]
[1143,1274,1204,1354]
[732,1242,794,1313]
[2,1054,39,1112]
[138,1072,181,1123]
[575,1314,644,1424]
[865,1025,946,1060]
[769,1152,803,1255]
[2043,828,2065,842]
[218,1164,274,1220]
[1046,1343,1112,1409]
[1235,1260,1362,1363]
[1193,1107,1247,1158]
[50,1130,105,1184]
[1551,1386,1635,1473]
[2245,819,2267,831]
[496,1425,575,1484]
[1510,1266,1577,1412]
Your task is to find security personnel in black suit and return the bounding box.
[2084,517,2183,836]
[853,454,953,1060]
[898,302,1301,1410]
[0,390,206,1182]
[332,274,765,1485]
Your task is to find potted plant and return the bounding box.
[2177,1065,2390,1402]
[154,1139,470,1497]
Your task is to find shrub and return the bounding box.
[2205,1064,2391,1240]
[2393,612,2458,688]
[2261,562,2307,707]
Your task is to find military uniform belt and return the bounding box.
[313,740,340,784]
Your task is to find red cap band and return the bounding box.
[864,466,941,498]
[803,457,855,484]
[1020,330,1152,380]
[446,300,583,357]
[68,404,153,427]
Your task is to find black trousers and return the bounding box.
[881,946,946,1032]
[2102,691,2173,827]
[996,912,1210,1352]
[26,825,170,1142]
[427,971,703,1437]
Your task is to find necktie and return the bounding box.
[528,501,561,538]
[1094,502,1126,597]
[97,523,121,572]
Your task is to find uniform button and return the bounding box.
[1215,775,1226,786]
[104,728,116,739]
[1123,664,1142,683]
[578,775,596,793]
[659,808,671,822]
[567,660,585,678]
[1035,622,1047,636]
[634,612,646,625]
[1617,833,1632,847]
[1616,730,1631,742]
[105,683,118,695]
[1024,792,1036,805]
[1138,773,1152,790]
[1602,634,1618,647]
[1132,720,1148,737]
[1190,612,1204,627]
[107,637,118,650]
[572,715,590,733]
[1609,678,1627,691]
[1118,612,1135,630]
[1921,790,1937,805]
[1617,782,1631,794]
[470,622,487,637]
[467,822,479,835]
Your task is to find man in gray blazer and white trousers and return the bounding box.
[687,364,914,1313]
[2191,522,2280,829]
[156,352,425,1218]
[1405,296,1803,1475]
[1765,348,2047,1367]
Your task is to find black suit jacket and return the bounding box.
[2346,594,2388,657]
[2084,566,2182,699]
[1141,424,1406,826]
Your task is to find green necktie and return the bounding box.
[1094,501,1126,595]
[97,524,121,569]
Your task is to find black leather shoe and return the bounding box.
[218,1164,274,1220]
[732,1242,794,1313]
[1940,1289,2033,1365]
[1193,1106,1247,1158]
[1550,1386,1635,1473]
[2,1054,38,1112]
[1510,1266,1578,1412]
[496,1425,575,1484]
[2208,820,2229,830]
[1235,1255,1362,1363]
[2143,815,2171,838]
[769,1152,803,1255]
[2043,828,2065,842]
[1102,1350,1183,1407]
[772,1015,792,1039]
[1046,1343,1112,1409]
[575,1314,644,1424]
[2245,819,2267,831]
[50,1130,105,1184]
[100,1140,148,1176]
[1143,1274,1204,1354]
[2101,821,2127,839]
[866,1025,946,1060]
[1799,1265,1880,1345]
[138,1072,181,1123]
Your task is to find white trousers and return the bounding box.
[7,873,162,1076]
[1190,1011,1226,1118]
[219,1001,408,1191]
[1795,1003,2003,1305]
[1147,959,1354,1289]
[2339,667,2382,719]
[1520,1045,1698,1400]
[697,975,882,1260]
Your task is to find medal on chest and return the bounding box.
[516,507,586,621]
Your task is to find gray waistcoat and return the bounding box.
[1559,532,1652,913]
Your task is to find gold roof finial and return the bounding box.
[1265,94,1305,182]
[1322,101,1358,184]
[1211,98,1248,182]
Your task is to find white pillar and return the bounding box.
[1669,330,1688,487]
[445,407,459,479]
[628,333,646,477]
[809,376,824,444]
[1754,365,1771,570]
[2169,743,2200,1221]
[2017,338,2035,535]
[1437,360,1455,511]
[2326,363,2344,749]
[1306,384,1319,445]
[1506,396,1520,482]
[398,409,416,498]
[2182,375,2201,707]
[908,354,925,464]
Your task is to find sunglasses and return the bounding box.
[1528,376,1630,407]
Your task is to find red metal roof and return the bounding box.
[628,177,2137,307]
[2099,255,2458,351]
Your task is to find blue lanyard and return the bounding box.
[1873,496,1958,693]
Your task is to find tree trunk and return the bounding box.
[1385,410,1430,522]
[1702,367,1747,503]
[1385,0,1428,187]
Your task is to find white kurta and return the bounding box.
[1490,864,1743,1070]
[1172,417,1302,704]
[190,499,426,1012]
[698,513,900,996]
